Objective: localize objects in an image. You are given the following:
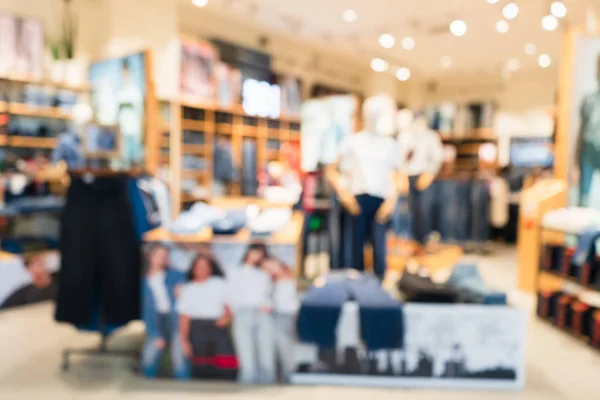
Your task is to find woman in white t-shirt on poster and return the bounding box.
[177,255,235,379]
[262,257,297,383]
[227,244,276,384]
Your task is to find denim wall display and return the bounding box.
[294,303,527,390]
[141,239,298,384]
[396,178,491,245]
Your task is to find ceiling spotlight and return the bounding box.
[441,56,453,68]
[396,67,411,81]
[343,9,358,23]
[371,58,389,72]
[542,14,559,31]
[401,36,415,50]
[379,33,396,49]
[496,20,509,33]
[551,1,567,18]
[506,58,521,72]
[192,0,208,7]
[524,43,537,55]
[503,3,519,20]
[538,53,552,68]
[486,0,500,4]
[450,20,467,37]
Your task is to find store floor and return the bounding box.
[1,245,599,400]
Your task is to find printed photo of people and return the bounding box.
[180,39,218,103]
[141,241,298,383]
[0,13,44,79]
[0,252,59,311]
[89,53,146,167]
[565,35,600,210]
[83,123,120,156]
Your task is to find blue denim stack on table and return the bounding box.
[446,264,507,305]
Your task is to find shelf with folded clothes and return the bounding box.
[1,135,58,149]
[182,144,208,155]
[0,75,91,92]
[539,270,600,294]
[0,102,74,120]
[536,290,600,350]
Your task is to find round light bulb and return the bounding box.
[396,67,411,81]
[551,1,567,18]
[343,9,358,23]
[538,53,551,68]
[371,58,389,72]
[496,20,509,33]
[192,0,208,7]
[524,43,537,55]
[486,0,500,4]
[542,14,559,31]
[441,56,453,68]
[401,36,415,50]
[379,33,396,49]
[503,3,519,20]
[450,20,467,37]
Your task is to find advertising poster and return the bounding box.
[180,39,218,103]
[141,240,297,384]
[0,252,60,311]
[0,13,44,79]
[293,304,527,390]
[89,52,147,167]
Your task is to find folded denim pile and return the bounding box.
[541,227,600,290]
[0,195,65,217]
[297,271,404,352]
[537,289,600,349]
[397,264,507,305]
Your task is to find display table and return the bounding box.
[293,303,527,391]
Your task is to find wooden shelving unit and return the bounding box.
[161,100,301,215]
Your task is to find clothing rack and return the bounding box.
[59,170,144,372]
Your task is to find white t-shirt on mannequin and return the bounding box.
[338,131,397,199]
[396,129,444,177]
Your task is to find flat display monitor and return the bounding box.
[509,137,554,169]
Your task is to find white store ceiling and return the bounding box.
[182,0,592,78]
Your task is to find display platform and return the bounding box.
[293,303,527,391]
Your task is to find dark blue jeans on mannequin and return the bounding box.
[351,194,386,279]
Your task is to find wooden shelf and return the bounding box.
[0,75,91,92]
[216,123,233,134]
[539,270,600,294]
[181,193,210,203]
[182,119,207,132]
[0,135,57,149]
[183,144,207,154]
[182,169,210,179]
[0,102,73,120]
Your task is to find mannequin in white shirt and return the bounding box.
[326,94,399,279]
[396,111,444,251]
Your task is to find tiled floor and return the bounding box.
[1,245,599,400]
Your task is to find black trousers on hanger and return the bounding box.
[55,176,141,326]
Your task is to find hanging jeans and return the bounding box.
[579,146,600,207]
[231,309,276,384]
[55,176,141,327]
[438,180,471,243]
[409,176,438,244]
[351,194,386,279]
[391,195,412,239]
[470,181,490,243]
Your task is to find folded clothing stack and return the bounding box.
[248,208,292,235]
[542,208,600,235]
[537,290,600,348]
[211,209,246,235]
[397,264,507,305]
[168,202,223,234]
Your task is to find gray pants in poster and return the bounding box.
[232,309,276,384]
[274,312,295,382]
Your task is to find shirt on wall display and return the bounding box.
[0,13,44,79]
[141,240,298,384]
[89,52,147,168]
[215,62,241,108]
[277,74,303,117]
[301,95,356,172]
[180,39,218,103]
